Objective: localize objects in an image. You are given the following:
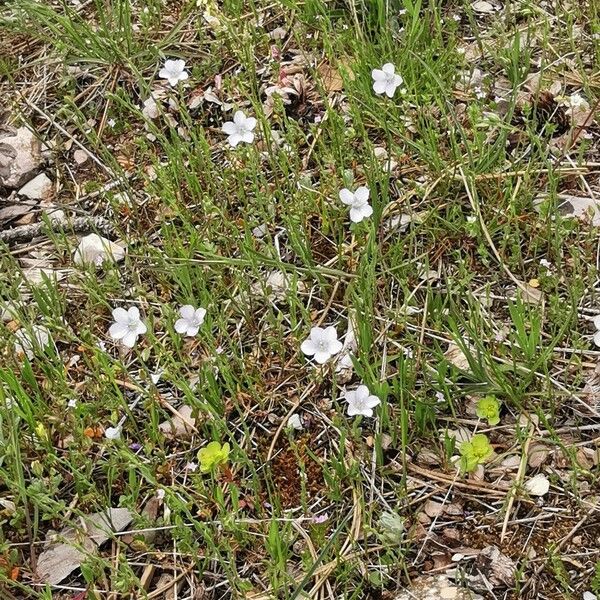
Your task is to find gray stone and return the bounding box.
[0,126,42,188]
[18,172,52,200]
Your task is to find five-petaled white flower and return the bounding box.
[159,59,189,87]
[301,326,343,364]
[108,306,147,348]
[593,315,600,347]
[339,186,373,223]
[14,325,51,360]
[372,63,403,98]
[344,385,381,417]
[175,305,206,337]
[222,111,257,147]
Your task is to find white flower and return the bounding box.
[186,461,198,472]
[68,399,77,408]
[593,315,600,347]
[339,186,373,223]
[73,233,125,267]
[108,306,147,348]
[583,592,597,600]
[568,93,589,111]
[301,326,343,364]
[344,385,381,417]
[159,59,189,86]
[14,325,51,360]
[174,305,206,337]
[222,110,257,147]
[372,63,403,98]
[104,426,122,440]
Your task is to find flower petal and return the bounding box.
[329,340,343,355]
[382,63,395,74]
[244,117,257,130]
[366,396,381,408]
[228,133,242,147]
[385,84,397,98]
[355,385,370,399]
[109,323,127,340]
[180,305,195,320]
[127,306,140,321]
[121,330,138,348]
[371,69,385,81]
[301,339,317,356]
[323,326,338,342]
[372,80,387,95]
[175,318,189,334]
[112,307,129,323]
[313,350,331,364]
[241,131,255,144]
[339,188,355,205]
[349,207,365,222]
[222,122,237,135]
[233,110,246,125]
[354,186,370,203]
[593,330,600,348]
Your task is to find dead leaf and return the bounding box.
[423,500,445,518]
[519,281,543,305]
[476,545,517,587]
[445,343,471,370]
[524,473,550,496]
[527,444,549,468]
[35,535,95,585]
[36,507,133,584]
[159,404,197,439]
[335,315,357,382]
[535,193,600,227]
[318,62,343,92]
[0,203,31,226]
[84,507,134,545]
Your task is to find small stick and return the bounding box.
[500,418,534,542]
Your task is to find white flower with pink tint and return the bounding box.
[339,186,373,223]
[108,306,147,348]
[372,63,403,98]
[301,326,343,364]
[222,111,257,147]
[175,305,206,337]
[159,59,188,86]
[344,385,381,417]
